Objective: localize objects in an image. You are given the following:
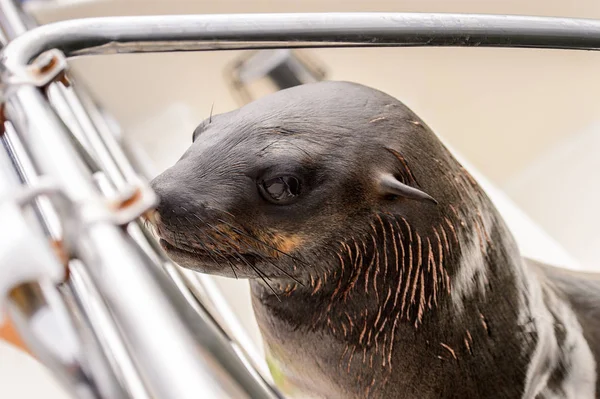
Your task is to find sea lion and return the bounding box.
[150,81,598,398]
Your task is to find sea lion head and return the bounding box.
[150,81,497,301]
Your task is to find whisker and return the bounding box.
[209,102,215,123]
[204,205,236,219]
[178,214,233,274]
[197,233,239,279]
[230,250,281,302]
[257,276,281,302]
[188,212,292,291]
[205,224,273,282]
[235,238,306,286]
[217,218,309,266]
[194,234,238,280]
[207,221,305,286]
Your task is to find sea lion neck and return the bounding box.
[249,187,536,397]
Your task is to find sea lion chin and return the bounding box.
[150,81,599,398]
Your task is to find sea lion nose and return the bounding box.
[150,171,187,221]
[150,167,212,228]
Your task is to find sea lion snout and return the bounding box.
[150,168,206,230]
[149,168,223,271]
[149,162,306,278]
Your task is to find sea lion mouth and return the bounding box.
[158,237,258,265]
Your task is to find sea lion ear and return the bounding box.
[379,173,438,205]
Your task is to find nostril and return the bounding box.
[153,199,177,224]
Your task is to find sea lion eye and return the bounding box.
[259,176,302,204]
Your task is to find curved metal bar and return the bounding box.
[3,12,600,70]
[0,143,124,399]
[6,281,122,399]
[4,83,261,399]
[0,2,281,398]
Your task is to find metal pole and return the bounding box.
[4,81,256,398]
[0,142,124,399]
[0,2,280,397]
[0,0,35,40]
[0,2,148,397]
[2,98,152,399]
[64,262,151,399]
[4,13,600,71]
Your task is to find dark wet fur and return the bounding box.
[151,81,598,398]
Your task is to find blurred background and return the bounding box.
[3,0,600,398]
